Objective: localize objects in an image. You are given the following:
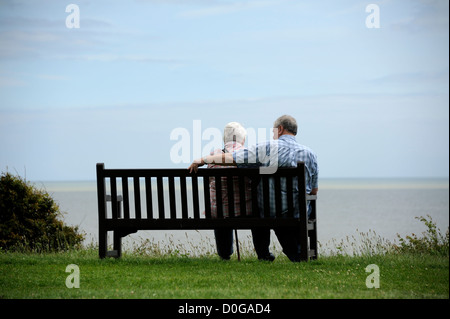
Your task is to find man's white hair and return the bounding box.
[223,122,247,144]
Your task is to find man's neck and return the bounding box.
[279,132,295,138]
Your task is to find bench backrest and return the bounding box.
[96,162,308,223]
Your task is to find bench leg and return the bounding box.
[299,223,309,262]
[99,228,122,259]
[106,229,136,258]
[309,200,318,260]
[309,220,318,260]
[99,227,107,259]
[113,230,122,258]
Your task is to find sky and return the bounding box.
[0,0,448,181]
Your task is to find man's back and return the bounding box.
[233,134,318,217]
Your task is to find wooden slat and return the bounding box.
[145,177,153,219]
[168,176,176,219]
[157,176,165,219]
[180,176,188,219]
[104,217,303,230]
[133,177,141,219]
[191,176,200,219]
[238,175,246,217]
[110,177,118,219]
[122,177,130,219]
[297,162,307,220]
[227,176,235,218]
[286,176,294,218]
[274,175,282,218]
[215,175,223,219]
[203,177,211,219]
[251,177,259,216]
[99,166,297,178]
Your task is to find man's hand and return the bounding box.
[188,157,205,173]
[188,153,235,173]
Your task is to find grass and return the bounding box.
[0,249,448,299]
[1,215,448,299]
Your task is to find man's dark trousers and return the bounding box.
[251,227,302,262]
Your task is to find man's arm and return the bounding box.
[188,153,236,173]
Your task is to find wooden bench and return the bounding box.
[96,162,318,261]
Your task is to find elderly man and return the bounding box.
[189,115,319,262]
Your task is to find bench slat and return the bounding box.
[180,176,189,219]
[122,177,130,219]
[110,177,118,219]
[104,217,303,230]
[238,175,247,217]
[203,177,211,219]
[168,176,176,219]
[215,175,223,219]
[274,175,282,218]
[297,163,307,217]
[191,176,200,219]
[251,177,258,216]
[286,176,294,218]
[227,176,235,218]
[145,177,153,219]
[134,177,142,219]
[99,167,299,178]
[157,176,165,219]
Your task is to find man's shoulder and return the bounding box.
[297,143,316,154]
[289,141,317,163]
[279,136,314,152]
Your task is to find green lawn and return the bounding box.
[0,249,448,299]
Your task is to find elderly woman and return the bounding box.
[208,122,252,260]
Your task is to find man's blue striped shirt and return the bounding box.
[232,135,319,217]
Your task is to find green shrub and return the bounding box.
[0,171,84,252]
[395,215,449,256]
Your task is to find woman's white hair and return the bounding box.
[223,122,247,144]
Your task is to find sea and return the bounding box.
[37,178,449,256]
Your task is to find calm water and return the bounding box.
[38,178,449,256]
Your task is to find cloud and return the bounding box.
[389,0,449,33]
[0,29,100,60]
[367,70,449,93]
[0,15,112,31]
[36,74,69,81]
[0,15,175,65]
[0,75,26,87]
[53,53,184,66]
[0,71,68,88]
[0,14,117,60]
